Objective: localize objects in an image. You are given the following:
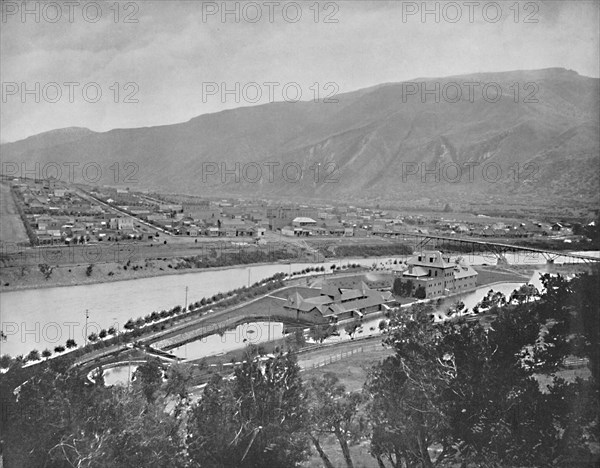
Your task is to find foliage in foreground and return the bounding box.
[0,269,598,467]
[366,271,600,467]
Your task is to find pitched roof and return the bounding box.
[403,266,430,277]
[293,217,317,223]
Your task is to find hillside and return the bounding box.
[1,68,598,210]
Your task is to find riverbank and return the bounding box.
[1,242,596,293]
[0,257,311,293]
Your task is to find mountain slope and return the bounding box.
[1,68,598,208]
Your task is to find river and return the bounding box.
[1,252,596,357]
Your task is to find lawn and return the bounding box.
[302,347,393,393]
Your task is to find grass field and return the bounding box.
[0,182,28,245]
[302,347,393,392]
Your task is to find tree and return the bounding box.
[306,373,366,468]
[38,263,53,279]
[366,308,456,468]
[509,283,540,304]
[393,278,414,297]
[345,319,361,338]
[25,349,40,362]
[187,353,309,468]
[134,358,164,403]
[308,324,337,343]
[555,270,600,381]
[65,338,77,348]
[475,289,507,311]
[413,284,426,299]
[285,329,306,350]
[164,363,194,404]
[366,272,600,467]
[3,358,187,468]
[0,354,13,368]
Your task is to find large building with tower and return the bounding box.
[395,251,478,299]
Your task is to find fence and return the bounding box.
[301,343,385,370]
[563,356,589,368]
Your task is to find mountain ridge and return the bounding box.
[1,68,598,209]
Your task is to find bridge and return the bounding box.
[375,232,600,264]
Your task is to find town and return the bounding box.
[4,175,595,249]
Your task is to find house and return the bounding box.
[323,223,345,236]
[267,206,319,230]
[159,204,183,212]
[117,217,134,231]
[292,217,317,228]
[311,226,327,236]
[283,283,392,323]
[185,226,200,237]
[219,219,250,237]
[394,251,478,299]
[36,215,55,230]
[281,226,295,237]
[253,226,266,238]
[147,213,167,222]
[109,217,134,231]
[188,207,221,222]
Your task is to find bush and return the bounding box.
[414,285,426,299]
[25,349,40,361]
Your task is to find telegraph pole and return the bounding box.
[184,286,188,311]
[84,309,89,345]
[127,354,131,390]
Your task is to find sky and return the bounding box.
[1,0,599,142]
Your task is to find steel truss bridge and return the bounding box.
[377,232,600,264]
